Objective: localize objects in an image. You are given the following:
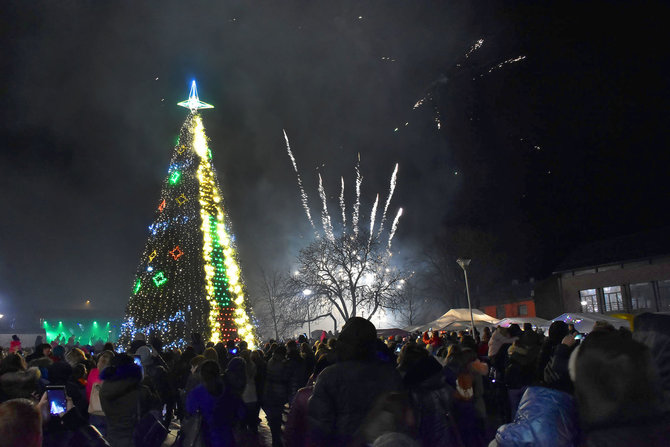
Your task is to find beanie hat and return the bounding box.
[52,345,65,359]
[136,345,153,366]
[339,317,377,346]
[404,355,442,388]
[134,332,146,342]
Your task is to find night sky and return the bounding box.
[1,1,668,327]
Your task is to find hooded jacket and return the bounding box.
[405,357,458,447]
[0,367,40,401]
[493,386,579,447]
[307,360,402,446]
[99,364,159,447]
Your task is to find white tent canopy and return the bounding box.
[497,317,551,330]
[409,308,500,333]
[551,312,630,333]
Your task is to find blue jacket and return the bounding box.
[493,386,579,447]
[186,383,245,446]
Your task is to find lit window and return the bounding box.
[518,304,528,316]
[658,280,670,311]
[603,286,624,312]
[580,289,599,313]
[630,282,654,310]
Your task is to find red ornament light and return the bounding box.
[169,245,184,260]
[158,199,166,212]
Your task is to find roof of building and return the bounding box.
[554,226,670,273]
[477,280,535,306]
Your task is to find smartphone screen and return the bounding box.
[133,355,142,367]
[47,386,67,415]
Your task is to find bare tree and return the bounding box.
[255,269,303,340]
[292,232,406,324]
[422,226,511,309]
[396,278,429,327]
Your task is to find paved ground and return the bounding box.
[162,409,273,446]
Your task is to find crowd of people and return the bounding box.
[0,312,669,447]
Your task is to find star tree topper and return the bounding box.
[177,80,214,112]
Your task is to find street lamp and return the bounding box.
[303,289,313,338]
[456,258,476,336]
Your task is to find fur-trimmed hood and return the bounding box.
[99,364,142,402]
[100,363,142,382]
[0,367,41,398]
[28,356,53,370]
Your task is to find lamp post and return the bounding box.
[303,289,313,338]
[456,258,476,336]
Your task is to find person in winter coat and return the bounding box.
[633,312,670,410]
[129,332,146,354]
[284,357,331,447]
[488,327,517,359]
[186,360,245,447]
[572,329,670,446]
[542,330,577,394]
[300,342,315,380]
[308,317,403,447]
[404,355,459,447]
[264,345,289,447]
[285,340,306,405]
[66,363,88,420]
[26,343,51,363]
[536,321,569,382]
[86,350,114,436]
[0,354,40,402]
[136,345,173,426]
[99,353,160,447]
[443,348,488,447]
[490,386,579,447]
[9,335,22,354]
[225,356,248,399]
[47,345,72,386]
[238,349,259,433]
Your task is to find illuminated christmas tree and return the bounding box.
[120,81,256,349]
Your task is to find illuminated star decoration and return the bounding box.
[177,80,214,112]
[169,245,184,260]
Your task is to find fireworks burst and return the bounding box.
[284,140,402,251]
[465,38,484,58]
[283,130,315,229]
[368,194,379,247]
[353,155,362,236]
[377,163,399,236]
[398,38,526,133]
[340,176,346,231]
[488,55,527,73]
[388,208,403,250]
[318,174,335,241]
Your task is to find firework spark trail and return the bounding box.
[368,194,379,247]
[387,207,403,250]
[465,38,484,58]
[318,174,335,241]
[283,130,315,229]
[339,176,346,231]
[377,163,399,237]
[488,55,527,73]
[413,97,426,110]
[352,155,362,236]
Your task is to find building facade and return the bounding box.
[552,228,670,315]
[556,258,670,314]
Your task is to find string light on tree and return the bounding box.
[120,80,257,349]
